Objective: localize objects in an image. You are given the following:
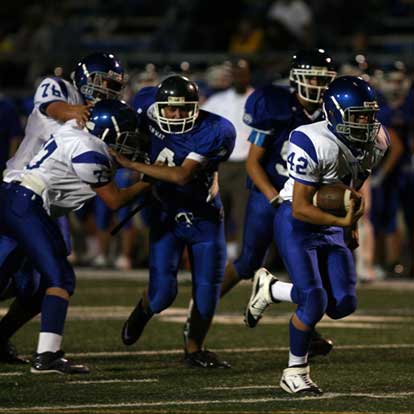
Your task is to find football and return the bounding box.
[313,183,361,216]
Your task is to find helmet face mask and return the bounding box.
[290,68,336,103]
[323,76,381,148]
[154,75,199,134]
[86,100,149,162]
[109,130,147,162]
[73,53,125,103]
[290,49,337,104]
[80,71,125,102]
[335,104,380,145]
[154,101,199,134]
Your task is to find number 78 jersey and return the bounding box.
[4,77,84,183]
[279,120,389,201]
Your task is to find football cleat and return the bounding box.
[244,268,278,328]
[121,299,152,346]
[308,330,334,358]
[280,365,323,395]
[31,350,90,374]
[184,350,231,369]
[0,341,29,365]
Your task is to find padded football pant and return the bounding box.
[0,183,75,295]
[274,202,357,327]
[234,190,276,279]
[147,211,226,320]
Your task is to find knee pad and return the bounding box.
[326,294,357,319]
[149,279,178,314]
[296,287,328,327]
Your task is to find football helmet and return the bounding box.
[323,76,380,146]
[86,100,148,161]
[153,75,199,134]
[290,49,337,104]
[73,53,125,102]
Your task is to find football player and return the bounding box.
[244,76,389,394]
[0,52,125,363]
[183,49,337,367]
[0,99,150,374]
[117,75,235,368]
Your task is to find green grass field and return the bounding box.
[0,271,414,414]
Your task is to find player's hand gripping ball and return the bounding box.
[313,183,362,217]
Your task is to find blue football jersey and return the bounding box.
[243,84,324,192]
[0,98,23,172]
[133,87,236,215]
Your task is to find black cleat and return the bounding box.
[308,330,334,358]
[184,350,231,369]
[31,350,90,374]
[0,341,29,365]
[121,299,153,346]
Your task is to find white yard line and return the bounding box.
[69,378,158,384]
[51,343,414,358]
[0,372,23,377]
[2,391,414,412]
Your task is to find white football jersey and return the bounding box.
[4,77,84,182]
[21,120,114,217]
[279,120,389,201]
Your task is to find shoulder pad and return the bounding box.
[243,85,294,130]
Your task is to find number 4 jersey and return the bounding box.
[4,77,84,183]
[20,120,114,217]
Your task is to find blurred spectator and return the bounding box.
[202,59,253,259]
[198,64,233,103]
[266,0,314,49]
[229,18,264,55]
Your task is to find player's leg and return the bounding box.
[122,221,184,345]
[275,203,325,394]
[1,186,88,374]
[183,190,275,358]
[184,218,229,368]
[323,243,358,321]
[0,216,72,364]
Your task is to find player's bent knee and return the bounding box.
[297,287,328,326]
[149,284,178,314]
[326,294,357,319]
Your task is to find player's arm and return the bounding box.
[292,180,364,227]
[45,101,92,128]
[110,149,202,186]
[93,180,151,210]
[370,127,403,187]
[246,143,279,204]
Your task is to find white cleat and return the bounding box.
[280,365,323,395]
[244,268,278,328]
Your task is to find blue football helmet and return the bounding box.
[73,53,125,102]
[154,75,199,134]
[290,49,337,104]
[323,76,380,146]
[86,100,148,161]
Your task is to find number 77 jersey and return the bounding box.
[22,120,114,217]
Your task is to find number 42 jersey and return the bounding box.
[279,120,390,201]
